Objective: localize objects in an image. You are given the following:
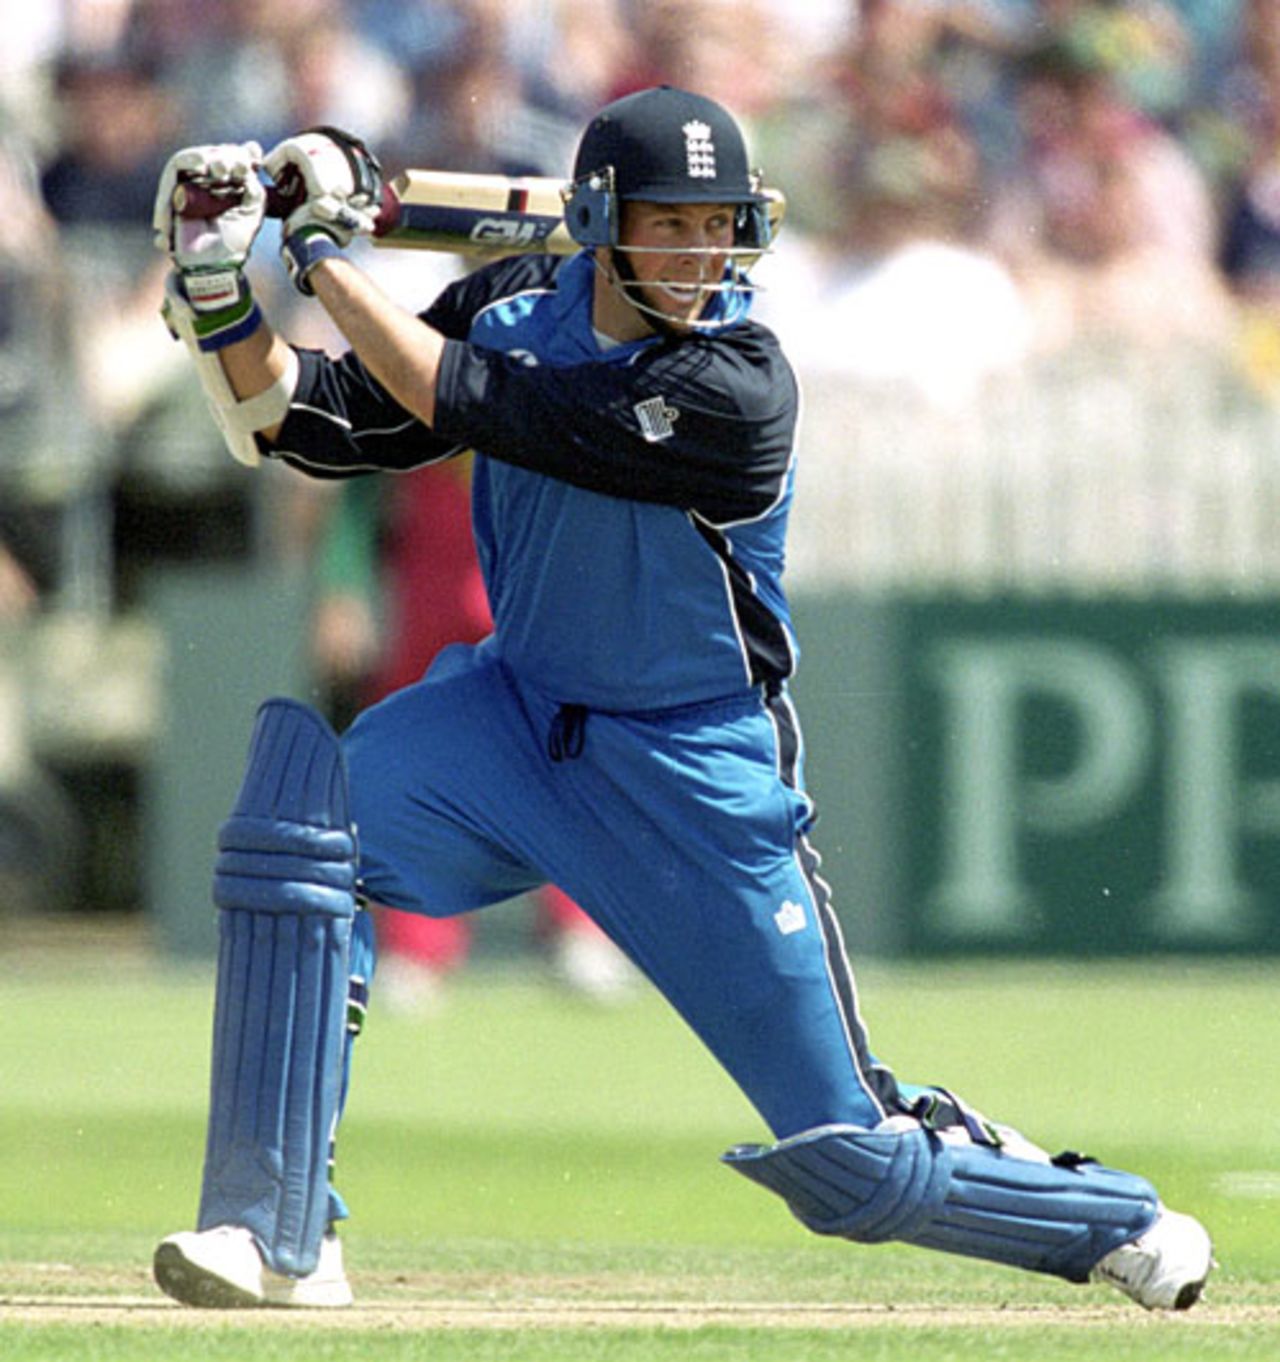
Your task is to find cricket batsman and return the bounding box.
[149,85,1214,1312]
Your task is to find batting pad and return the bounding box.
[198,699,357,1277]
[723,1123,1159,1283]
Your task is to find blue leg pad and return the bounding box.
[723,1124,1159,1283]
[197,700,357,1277]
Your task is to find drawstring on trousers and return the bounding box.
[548,703,588,762]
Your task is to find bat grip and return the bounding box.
[172,175,400,235]
[172,175,295,220]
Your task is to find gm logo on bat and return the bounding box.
[471,216,557,246]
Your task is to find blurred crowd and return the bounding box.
[6,0,1280,616]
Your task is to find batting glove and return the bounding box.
[152,141,267,350]
[263,127,384,295]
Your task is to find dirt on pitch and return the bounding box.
[4,1265,1278,1332]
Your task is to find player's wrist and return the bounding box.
[173,268,262,351]
[282,225,346,296]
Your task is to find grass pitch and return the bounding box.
[2,936,1277,1360]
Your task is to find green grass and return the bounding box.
[3,951,1278,1359]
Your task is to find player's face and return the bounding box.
[617,200,736,329]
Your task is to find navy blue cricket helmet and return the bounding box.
[564,86,770,250]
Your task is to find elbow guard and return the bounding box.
[162,271,298,467]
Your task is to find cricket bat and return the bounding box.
[173,168,786,257]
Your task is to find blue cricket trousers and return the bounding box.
[343,639,889,1137]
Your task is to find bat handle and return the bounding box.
[171,174,298,220]
[172,174,400,235]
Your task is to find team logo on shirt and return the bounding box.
[683,120,716,179]
[634,396,680,442]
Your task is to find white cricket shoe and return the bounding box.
[153,1225,353,1308]
[1092,1207,1214,1310]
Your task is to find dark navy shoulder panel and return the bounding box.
[422,255,567,338]
[435,319,799,524]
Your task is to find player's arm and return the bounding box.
[153,134,462,472]
[261,262,513,478]
[218,319,298,444]
[260,130,450,429]
[259,256,559,478]
[207,303,452,475]
[151,140,297,466]
[277,254,559,458]
[305,256,447,428]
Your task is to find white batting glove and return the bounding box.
[153,142,266,272]
[263,127,384,294]
[153,142,267,349]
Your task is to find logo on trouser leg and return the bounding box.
[774,900,807,935]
